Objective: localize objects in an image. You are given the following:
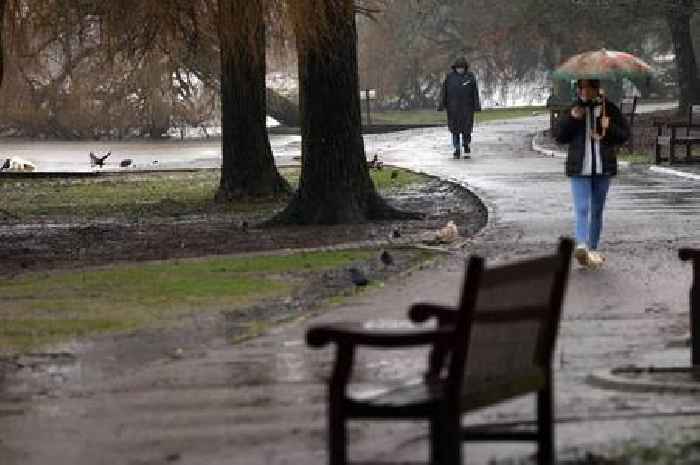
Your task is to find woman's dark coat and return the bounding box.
[439,69,481,134]
[556,100,630,176]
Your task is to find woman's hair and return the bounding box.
[576,79,601,89]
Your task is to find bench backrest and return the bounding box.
[689,105,700,128]
[620,96,638,117]
[446,238,574,405]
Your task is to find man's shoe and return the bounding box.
[574,244,589,267]
[453,150,460,159]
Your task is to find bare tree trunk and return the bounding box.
[667,3,700,113]
[273,0,420,224]
[0,0,6,88]
[216,0,290,200]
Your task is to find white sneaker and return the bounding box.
[587,251,606,269]
[574,244,589,267]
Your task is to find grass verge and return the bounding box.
[0,249,375,353]
[618,150,653,165]
[1,167,425,222]
[369,106,546,125]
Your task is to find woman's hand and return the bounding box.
[600,116,610,129]
[571,106,585,120]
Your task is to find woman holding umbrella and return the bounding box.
[556,79,629,268]
[554,50,650,268]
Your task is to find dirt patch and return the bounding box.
[0,172,486,278]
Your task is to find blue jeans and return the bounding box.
[452,132,471,151]
[570,176,610,250]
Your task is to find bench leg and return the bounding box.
[429,414,444,465]
[671,128,676,164]
[329,403,347,465]
[537,379,555,465]
[444,414,463,465]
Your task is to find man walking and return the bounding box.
[438,57,481,159]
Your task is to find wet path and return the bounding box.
[1,116,700,465]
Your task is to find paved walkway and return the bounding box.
[1,116,700,465]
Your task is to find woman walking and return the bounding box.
[556,79,630,268]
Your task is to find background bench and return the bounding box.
[655,104,700,164]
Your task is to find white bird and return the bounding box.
[1,156,36,172]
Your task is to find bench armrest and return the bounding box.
[408,303,458,325]
[306,322,452,349]
[680,248,700,262]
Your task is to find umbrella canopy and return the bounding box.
[552,49,653,81]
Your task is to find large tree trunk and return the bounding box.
[667,3,700,113]
[0,0,6,88]
[216,0,289,200]
[274,0,419,224]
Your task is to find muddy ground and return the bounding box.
[0,172,486,395]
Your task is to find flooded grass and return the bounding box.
[0,249,375,353]
[0,167,423,222]
[370,106,546,125]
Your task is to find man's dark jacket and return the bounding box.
[440,70,481,134]
[556,100,630,176]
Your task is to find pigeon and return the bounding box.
[120,159,133,168]
[89,151,110,167]
[391,227,401,239]
[435,220,458,243]
[379,250,394,267]
[348,267,369,286]
[367,153,384,170]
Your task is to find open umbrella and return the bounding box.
[552,49,654,139]
[552,49,653,82]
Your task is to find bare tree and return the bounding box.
[666,0,700,111]
[0,0,6,88]
[216,0,290,199]
[274,0,419,224]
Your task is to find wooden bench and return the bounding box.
[307,238,574,465]
[655,104,700,164]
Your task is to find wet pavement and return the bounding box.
[1,115,700,465]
